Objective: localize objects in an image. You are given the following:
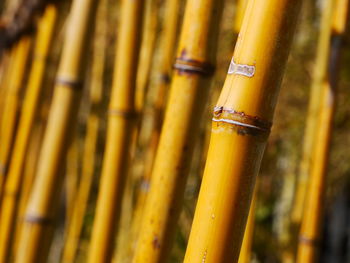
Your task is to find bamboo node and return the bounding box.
[212,106,271,136]
[55,76,83,90]
[173,57,214,76]
[24,214,53,225]
[228,59,255,77]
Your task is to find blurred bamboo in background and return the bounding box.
[15,0,98,261]
[297,0,349,262]
[292,0,334,226]
[87,0,144,262]
[0,5,57,263]
[62,0,107,261]
[0,37,31,201]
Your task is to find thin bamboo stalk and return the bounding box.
[87,0,144,262]
[296,0,349,262]
[131,0,224,262]
[13,120,45,253]
[238,184,257,263]
[15,0,97,261]
[65,137,80,227]
[130,0,181,249]
[135,0,159,114]
[0,6,57,262]
[183,1,301,262]
[61,0,107,260]
[291,0,334,225]
[0,37,31,201]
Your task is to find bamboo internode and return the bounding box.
[87,0,145,262]
[132,0,224,262]
[0,37,31,200]
[183,1,301,262]
[0,5,57,263]
[297,0,349,262]
[14,0,98,261]
[291,0,334,225]
[62,0,107,261]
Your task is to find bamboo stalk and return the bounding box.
[135,0,159,114]
[130,0,181,248]
[238,183,257,263]
[61,0,107,260]
[131,0,224,262]
[87,0,144,262]
[0,37,31,201]
[183,1,301,262]
[291,0,334,225]
[13,120,45,254]
[0,6,57,262]
[65,137,80,227]
[14,0,97,261]
[296,0,349,262]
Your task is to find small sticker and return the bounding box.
[228,59,255,77]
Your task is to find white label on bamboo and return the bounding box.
[227,59,255,77]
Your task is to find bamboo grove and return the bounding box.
[0,0,349,262]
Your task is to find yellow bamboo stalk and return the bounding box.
[291,0,334,225]
[238,184,257,263]
[13,120,45,253]
[135,0,159,113]
[183,1,301,262]
[62,0,107,260]
[0,6,57,262]
[296,0,349,262]
[0,37,31,201]
[130,0,181,247]
[132,0,223,262]
[87,0,144,262]
[65,137,80,226]
[15,0,97,261]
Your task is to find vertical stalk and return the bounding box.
[0,37,31,200]
[0,6,57,263]
[15,0,97,261]
[65,137,80,226]
[135,0,159,113]
[62,0,107,260]
[296,0,349,262]
[87,0,144,262]
[132,0,224,262]
[183,1,301,262]
[130,0,181,246]
[238,183,257,263]
[291,0,334,225]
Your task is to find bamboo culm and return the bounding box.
[183,1,302,262]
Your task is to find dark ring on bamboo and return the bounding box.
[56,77,83,90]
[24,214,53,225]
[299,235,319,246]
[173,58,214,76]
[212,106,271,136]
[108,109,138,119]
